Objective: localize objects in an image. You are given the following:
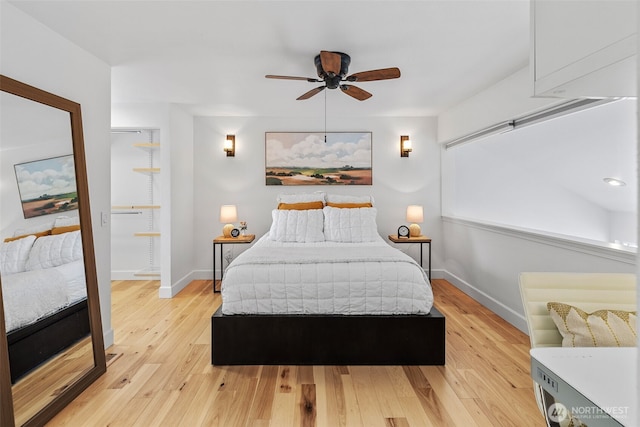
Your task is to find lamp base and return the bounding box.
[409,223,421,237]
[222,223,234,237]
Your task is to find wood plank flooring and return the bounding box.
[46,279,544,426]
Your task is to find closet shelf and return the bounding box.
[134,267,161,277]
[133,167,160,174]
[134,232,160,237]
[112,205,161,210]
[133,143,160,149]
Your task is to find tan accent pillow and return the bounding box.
[277,201,324,210]
[326,202,373,208]
[4,229,51,242]
[547,302,637,347]
[51,224,81,235]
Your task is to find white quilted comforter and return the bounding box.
[221,234,433,315]
[2,260,87,332]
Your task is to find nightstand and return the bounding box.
[212,234,255,293]
[388,234,432,280]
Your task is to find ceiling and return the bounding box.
[9,0,530,117]
[8,1,636,217]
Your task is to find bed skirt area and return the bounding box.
[8,299,90,383]
[211,306,445,365]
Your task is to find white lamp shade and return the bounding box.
[224,137,234,150]
[220,205,238,223]
[406,205,423,223]
[403,139,412,151]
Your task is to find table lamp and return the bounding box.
[406,205,423,237]
[220,205,237,237]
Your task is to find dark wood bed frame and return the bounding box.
[7,299,90,383]
[212,305,445,365]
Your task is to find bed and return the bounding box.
[212,193,445,365]
[0,220,89,383]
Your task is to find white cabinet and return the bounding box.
[531,0,637,98]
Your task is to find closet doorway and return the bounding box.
[110,129,161,281]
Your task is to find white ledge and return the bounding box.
[442,216,637,265]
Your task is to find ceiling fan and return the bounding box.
[266,51,401,101]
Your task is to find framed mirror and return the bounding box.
[0,75,106,426]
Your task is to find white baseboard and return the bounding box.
[110,270,147,281]
[103,327,114,348]
[158,271,194,298]
[191,269,214,280]
[441,270,528,334]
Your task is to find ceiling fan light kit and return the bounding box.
[266,50,400,101]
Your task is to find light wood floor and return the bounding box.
[46,279,544,426]
[13,336,93,426]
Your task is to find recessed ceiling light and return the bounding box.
[603,177,626,187]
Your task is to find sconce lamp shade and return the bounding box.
[400,135,412,157]
[224,134,235,157]
[220,204,238,237]
[406,205,423,237]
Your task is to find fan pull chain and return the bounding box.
[324,89,327,143]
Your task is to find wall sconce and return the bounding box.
[400,135,412,157]
[224,134,235,157]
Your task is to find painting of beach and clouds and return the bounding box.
[14,154,78,218]
[265,132,372,186]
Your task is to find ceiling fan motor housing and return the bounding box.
[266,51,399,101]
[315,52,351,88]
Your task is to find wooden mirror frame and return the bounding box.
[0,75,106,427]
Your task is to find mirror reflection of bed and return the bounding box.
[0,84,96,425]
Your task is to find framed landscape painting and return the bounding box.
[14,154,78,219]
[265,132,372,186]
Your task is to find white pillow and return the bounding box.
[326,194,374,205]
[323,206,378,243]
[0,235,37,275]
[54,215,80,227]
[277,192,326,204]
[13,221,54,237]
[269,209,325,243]
[25,230,83,271]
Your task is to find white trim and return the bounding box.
[103,328,114,349]
[441,270,528,334]
[442,121,514,149]
[442,98,615,150]
[192,269,215,281]
[158,271,193,298]
[110,270,149,281]
[442,216,636,265]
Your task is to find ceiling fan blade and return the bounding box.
[346,67,401,82]
[340,85,372,101]
[266,75,321,82]
[297,86,326,100]
[320,51,342,76]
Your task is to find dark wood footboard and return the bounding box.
[212,306,445,365]
[7,299,90,383]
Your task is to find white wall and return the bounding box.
[192,116,441,278]
[1,2,113,346]
[438,67,563,143]
[111,102,195,297]
[443,218,635,331]
[166,105,194,297]
[448,131,612,243]
[438,66,637,332]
